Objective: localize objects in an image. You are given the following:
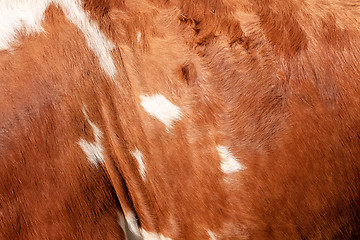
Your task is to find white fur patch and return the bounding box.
[141,229,172,240]
[140,94,182,129]
[117,212,129,239]
[0,0,117,79]
[131,148,146,181]
[125,212,141,237]
[217,145,245,174]
[118,211,143,240]
[78,108,104,167]
[207,230,217,240]
[0,0,51,50]
[136,31,141,43]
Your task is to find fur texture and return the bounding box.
[1,0,360,239]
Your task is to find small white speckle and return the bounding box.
[207,230,217,240]
[118,211,143,240]
[141,229,172,240]
[217,145,245,174]
[78,108,104,167]
[125,212,141,237]
[136,31,141,43]
[117,212,128,239]
[131,148,146,181]
[140,94,182,130]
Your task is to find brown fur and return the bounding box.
[1,0,360,239]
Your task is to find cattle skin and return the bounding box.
[1,0,360,239]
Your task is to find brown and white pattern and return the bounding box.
[1,0,360,239]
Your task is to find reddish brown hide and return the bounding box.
[1,0,360,239]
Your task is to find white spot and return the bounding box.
[217,145,245,174]
[131,148,146,181]
[118,211,143,240]
[136,31,141,43]
[140,94,182,129]
[125,212,141,237]
[117,212,129,239]
[0,0,51,50]
[141,229,172,240]
[78,108,104,167]
[207,230,217,240]
[0,0,117,79]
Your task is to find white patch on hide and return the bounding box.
[217,145,245,174]
[78,108,104,167]
[0,0,117,79]
[131,148,146,181]
[0,0,51,50]
[118,211,143,240]
[141,229,172,240]
[140,94,182,129]
[125,211,141,238]
[207,230,217,240]
[136,31,141,43]
[118,212,129,239]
